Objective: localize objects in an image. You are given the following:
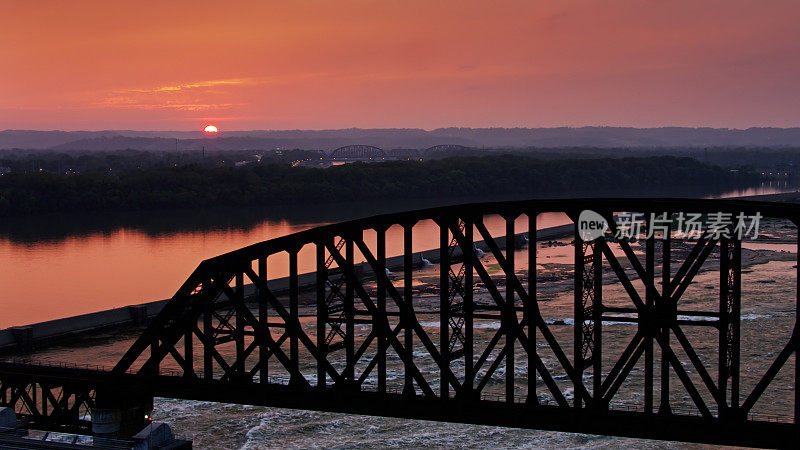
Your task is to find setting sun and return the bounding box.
[203,125,218,133]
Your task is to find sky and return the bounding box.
[1,0,799,131]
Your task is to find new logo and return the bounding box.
[578,210,609,241]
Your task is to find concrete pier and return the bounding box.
[0,407,16,429]
[92,385,153,441]
[133,422,192,449]
[0,405,191,448]
[9,327,33,353]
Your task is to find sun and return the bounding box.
[204,125,218,133]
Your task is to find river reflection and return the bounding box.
[0,182,795,327]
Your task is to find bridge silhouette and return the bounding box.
[329,145,387,161]
[2,198,799,447]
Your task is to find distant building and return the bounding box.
[0,166,11,176]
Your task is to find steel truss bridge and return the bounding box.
[2,198,800,447]
[329,145,386,161]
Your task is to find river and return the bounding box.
[2,181,798,448]
[0,182,794,328]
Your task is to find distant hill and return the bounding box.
[2,127,799,151]
[48,136,180,151]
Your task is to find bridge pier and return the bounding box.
[10,327,33,353]
[0,407,16,428]
[133,422,192,449]
[128,305,150,327]
[92,385,153,441]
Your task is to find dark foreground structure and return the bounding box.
[2,198,800,448]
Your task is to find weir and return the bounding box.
[1,198,800,448]
[0,222,571,355]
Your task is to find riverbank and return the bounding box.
[0,155,755,217]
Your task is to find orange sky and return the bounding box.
[1,0,798,130]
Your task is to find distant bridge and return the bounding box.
[2,198,800,447]
[329,145,386,161]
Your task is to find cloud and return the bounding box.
[97,97,239,111]
[96,77,258,111]
[116,78,260,94]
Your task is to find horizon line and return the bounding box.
[5,125,800,133]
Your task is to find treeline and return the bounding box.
[4,146,798,176]
[506,146,800,172]
[0,148,318,175]
[0,155,756,216]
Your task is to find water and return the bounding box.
[705,180,797,198]
[3,182,799,448]
[1,183,794,328]
[154,401,696,448]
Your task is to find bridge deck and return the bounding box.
[0,361,794,448]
